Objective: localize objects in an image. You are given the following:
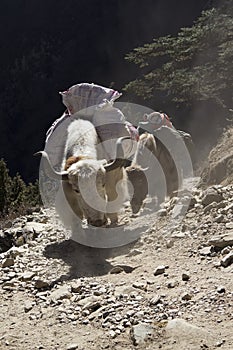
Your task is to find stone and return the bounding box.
[109,330,116,338]
[171,232,187,239]
[130,323,154,345]
[203,202,217,213]
[165,318,215,345]
[82,299,101,313]
[220,251,233,267]
[109,266,124,274]
[199,246,213,256]
[209,232,233,248]
[166,239,174,248]
[182,273,190,281]
[221,246,231,255]
[34,279,50,289]
[70,281,82,293]
[24,301,34,313]
[167,280,179,288]
[14,236,25,247]
[49,285,71,301]
[8,246,26,258]
[66,344,79,350]
[1,257,14,268]
[153,265,166,276]
[216,286,226,293]
[214,214,224,223]
[157,208,167,217]
[78,296,101,308]
[132,281,147,291]
[171,205,185,219]
[149,295,161,306]
[24,222,48,234]
[202,188,223,207]
[127,249,142,257]
[188,197,197,209]
[21,272,36,281]
[226,222,233,229]
[181,292,192,301]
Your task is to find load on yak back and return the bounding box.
[44,82,194,176]
[44,82,139,170]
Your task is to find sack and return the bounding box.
[45,83,138,166]
[60,82,121,115]
[93,102,137,160]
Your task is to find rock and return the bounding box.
[77,296,101,308]
[202,188,223,206]
[132,281,147,291]
[182,273,190,281]
[82,299,101,313]
[24,301,34,313]
[34,279,50,289]
[157,208,167,217]
[181,292,192,301]
[226,222,233,229]
[188,197,197,209]
[165,318,215,345]
[109,266,124,274]
[220,251,233,267]
[209,232,233,248]
[167,280,179,288]
[153,265,166,276]
[217,286,226,293]
[214,214,224,223]
[166,239,174,248]
[14,236,25,247]
[49,285,72,302]
[203,202,217,213]
[70,281,82,293]
[221,246,231,255]
[21,271,36,281]
[149,295,161,306]
[171,232,187,239]
[109,330,117,338]
[24,222,49,234]
[171,204,185,218]
[130,323,154,345]
[7,246,26,258]
[186,212,196,219]
[199,246,213,256]
[127,249,142,257]
[66,344,79,350]
[1,257,14,268]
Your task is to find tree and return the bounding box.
[0,159,41,216]
[0,159,11,213]
[124,1,233,114]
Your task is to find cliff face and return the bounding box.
[200,127,233,187]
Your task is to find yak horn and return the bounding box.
[34,151,69,181]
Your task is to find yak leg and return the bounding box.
[55,182,83,230]
[105,168,128,225]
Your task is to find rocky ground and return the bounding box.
[0,127,233,350]
[0,179,232,350]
